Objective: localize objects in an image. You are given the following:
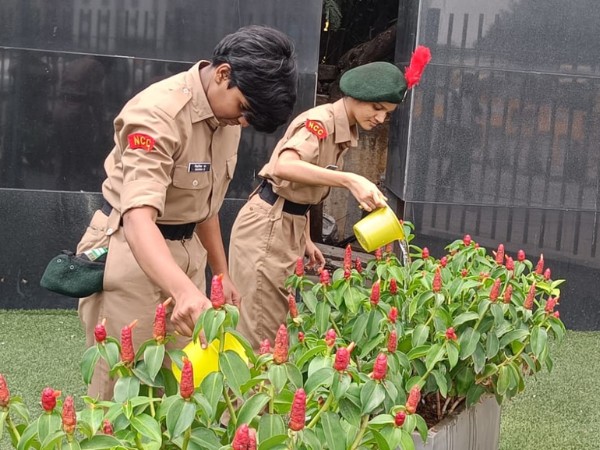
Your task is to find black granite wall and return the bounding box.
[389,0,600,330]
[0,0,322,309]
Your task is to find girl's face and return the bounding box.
[347,98,398,130]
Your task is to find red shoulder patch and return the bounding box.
[305,119,328,140]
[127,133,155,152]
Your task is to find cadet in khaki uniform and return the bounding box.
[229,58,431,350]
[77,25,297,399]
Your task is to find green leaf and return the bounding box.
[37,412,61,442]
[17,421,39,450]
[414,414,429,443]
[258,414,286,443]
[78,408,103,438]
[302,290,318,313]
[143,344,165,382]
[295,344,327,371]
[130,413,162,443]
[166,397,196,439]
[425,343,445,371]
[360,379,386,414]
[237,393,270,426]
[370,428,392,450]
[412,324,430,347]
[351,314,369,343]
[98,341,120,370]
[268,364,288,393]
[219,350,251,398]
[400,428,416,450]
[332,372,351,400]
[466,384,486,407]
[499,329,529,348]
[0,410,5,440]
[40,429,65,450]
[452,312,479,327]
[486,332,500,359]
[446,341,459,369]
[189,428,222,450]
[80,435,124,449]
[316,301,332,335]
[432,370,448,397]
[258,434,289,450]
[497,366,510,396]
[321,412,346,450]
[459,328,481,359]
[200,371,224,421]
[305,367,334,395]
[114,376,140,402]
[80,346,101,385]
[531,327,548,359]
[368,414,395,425]
[472,343,486,374]
[407,345,430,360]
[338,398,361,427]
[203,309,227,344]
[285,362,303,389]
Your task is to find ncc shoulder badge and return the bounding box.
[305,119,328,140]
[127,133,155,152]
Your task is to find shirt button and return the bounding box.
[192,180,198,187]
[106,228,114,236]
[183,88,190,95]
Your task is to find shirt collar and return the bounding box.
[185,60,220,127]
[333,98,359,147]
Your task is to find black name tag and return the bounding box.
[188,162,211,172]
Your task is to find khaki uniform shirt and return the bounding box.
[258,98,358,204]
[102,61,240,225]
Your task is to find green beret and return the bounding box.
[339,62,407,104]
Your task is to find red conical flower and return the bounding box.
[120,320,138,365]
[505,256,515,271]
[445,327,457,341]
[289,389,306,431]
[0,374,9,408]
[388,306,398,324]
[524,283,536,310]
[153,298,172,342]
[232,424,250,450]
[325,329,337,347]
[495,244,505,265]
[404,45,432,89]
[440,256,448,267]
[422,247,430,259]
[517,249,526,262]
[503,285,513,304]
[545,297,558,314]
[298,332,305,343]
[390,278,398,295]
[343,245,353,271]
[210,274,225,309]
[544,268,551,280]
[102,419,113,435]
[370,280,381,306]
[387,330,398,353]
[461,268,468,277]
[62,396,77,434]
[344,268,351,280]
[41,387,61,412]
[319,268,331,285]
[94,318,107,343]
[355,257,363,273]
[375,247,383,261]
[406,385,421,414]
[463,234,472,246]
[372,353,388,380]
[432,267,442,292]
[334,347,350,371]
[490,278,501,302]
[535,254,544,275]
[273,324,289,364]
[248,428,257,450]
[180,356,194,399]
[259,339,271,355]
[288,293,298,318]
[395,411,406,427]
[295,257,304,276]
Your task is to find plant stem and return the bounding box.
[148,386,155,417]
[306,393,334,429]
[134,433,145,450]
[6,414,21,442]
[350,415,369,450]
[448,397,465,414]
[329,314,342,337]
[436,392,442,421]
[219,324,225,354]
[269,384,275,414]
[182,427,192,450]
[224,386,238,425]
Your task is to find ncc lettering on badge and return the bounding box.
[305,119,328,139]
[127,133,155,152]
[188,162,211,172]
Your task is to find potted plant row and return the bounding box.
[0,224,566,449]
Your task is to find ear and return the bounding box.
[214,63,232,84]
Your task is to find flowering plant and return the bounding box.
[0,225,565,449]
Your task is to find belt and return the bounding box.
[258,180,312,216]
[101,200,196,241]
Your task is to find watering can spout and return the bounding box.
[353,206,405,253]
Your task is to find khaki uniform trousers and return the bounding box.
[229,195,306,350]
[77,209,207,400]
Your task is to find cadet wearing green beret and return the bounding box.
[229,48,431,350]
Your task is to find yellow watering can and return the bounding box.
[172,332,248,386]
[353,206,405,253]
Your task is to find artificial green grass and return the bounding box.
[0,310,599,449]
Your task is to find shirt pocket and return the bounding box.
[172,164,210,190]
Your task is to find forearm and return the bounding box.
[196,215,228,275]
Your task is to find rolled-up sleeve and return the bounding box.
[278,126,321,165]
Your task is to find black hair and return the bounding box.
[212,25,297,133]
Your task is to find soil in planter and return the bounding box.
[419,394,467,428]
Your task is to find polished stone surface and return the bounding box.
[386,0,600,329]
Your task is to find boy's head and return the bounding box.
[211,25,297,133]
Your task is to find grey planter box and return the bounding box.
[412,396,501,450]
